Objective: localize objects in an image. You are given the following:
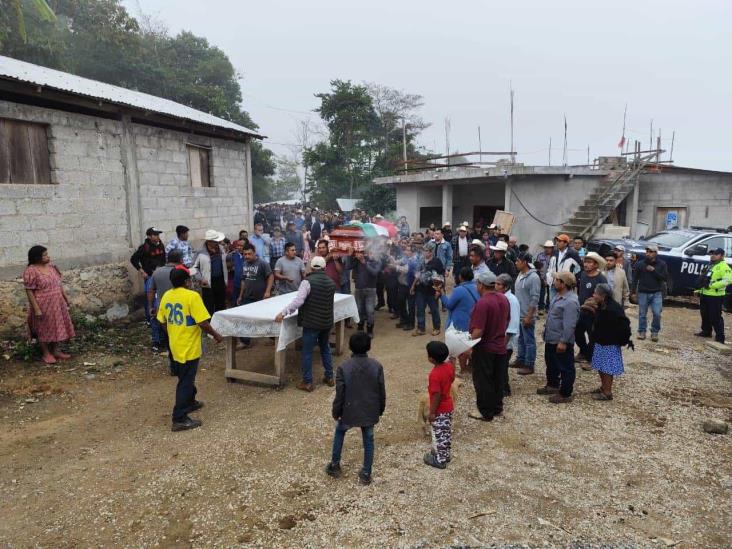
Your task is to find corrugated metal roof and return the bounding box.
[0,55,263,138]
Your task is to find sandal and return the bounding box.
[591,392,613,401]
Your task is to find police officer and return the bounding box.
[694,248,732,344]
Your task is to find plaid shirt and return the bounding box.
[270,236,286,259]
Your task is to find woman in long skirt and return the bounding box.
[590,283,630,400]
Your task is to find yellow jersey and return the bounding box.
[156,287,210,363]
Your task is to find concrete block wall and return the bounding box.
[0,100,253,276]
[133,125,251,250]
[0,101,130,272]
[638,172,732,232]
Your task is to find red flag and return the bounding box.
[617,136,626,149]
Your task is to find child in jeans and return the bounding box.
[326,332,386,485]
[424,341,454,469]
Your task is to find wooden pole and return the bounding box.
[402,118,408,174]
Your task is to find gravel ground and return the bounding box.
[0,302,730,548]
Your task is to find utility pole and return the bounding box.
[562,115,568,166]
[509,85,515,164]
[649,119,654,152]
[444,117,451,167]
[587,145,590,165]
[402,118,408,174]
[670,130,675,162]
[548,136,552,166]
[478,126,482,163]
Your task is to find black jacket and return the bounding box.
[332,355,386,427]
[593,299,631,346]
[130,239,166,276]
[487,257,517,280]
[632,258,669,293]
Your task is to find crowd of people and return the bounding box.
[20,202,731,480]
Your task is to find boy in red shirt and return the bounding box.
[424,341,454,469]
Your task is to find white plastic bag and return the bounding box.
[444,325,480,357]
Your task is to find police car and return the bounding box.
[589,227,732,310]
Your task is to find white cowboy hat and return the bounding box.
[490,241,508,252]
[204,229,225,242]
[584,251,607,270]
[543,240,555,247]
[471,239,486,249]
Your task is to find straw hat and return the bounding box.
[584,251,606,270]
[204,229,225,242]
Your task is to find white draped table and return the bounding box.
[211,293,359,386]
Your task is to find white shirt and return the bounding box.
[458,236,469,257]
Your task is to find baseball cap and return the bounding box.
[710,247,725,255]
[310,256,326,270]
[556,234,571,243]
[146,227,162,236]
[476,271,497,286]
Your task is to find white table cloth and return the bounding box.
[211,293,359,351]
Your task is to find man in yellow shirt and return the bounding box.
[157,267,223,431]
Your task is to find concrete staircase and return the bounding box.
[561,152,660,240]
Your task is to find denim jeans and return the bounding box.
[415,291,440,331]
[301,327,333,384]
[544,343,575,397]
[331,422,375,477]
[354,288,376,326]
[143,276,154,322]
[637,291,663,334]
[150,297,168,348]
[516,322,536,368]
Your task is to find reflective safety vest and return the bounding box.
[700,260,732,297]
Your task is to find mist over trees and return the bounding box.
[1,1,430,209]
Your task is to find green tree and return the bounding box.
[270,155,301,201]
[304,80,428,212]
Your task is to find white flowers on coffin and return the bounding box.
[444,325,480,357]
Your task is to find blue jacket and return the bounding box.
[435,240,453,270]
[230,251,244,289]
[440,280,479,331]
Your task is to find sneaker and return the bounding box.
[325,462,342,478]
[322,377,335,387]
[517,368,534,375]
[423,452,446,469]
[358,471,372,485]
[412,329,426,337]
[650,333,659,342]
[297,382,314,392]
[536,385,560,395]
[549,394,573,404]
[637,332,646,340]
[171,417,202,432]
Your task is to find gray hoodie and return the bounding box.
[515,267,541,319]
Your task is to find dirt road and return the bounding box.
[1,303,730,547]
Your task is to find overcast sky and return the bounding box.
[128,0,731,171]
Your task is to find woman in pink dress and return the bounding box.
[23,246,76,364]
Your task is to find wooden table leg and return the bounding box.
[274,338,287,386]
[225,337,236,383]
[335,320,345,356]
